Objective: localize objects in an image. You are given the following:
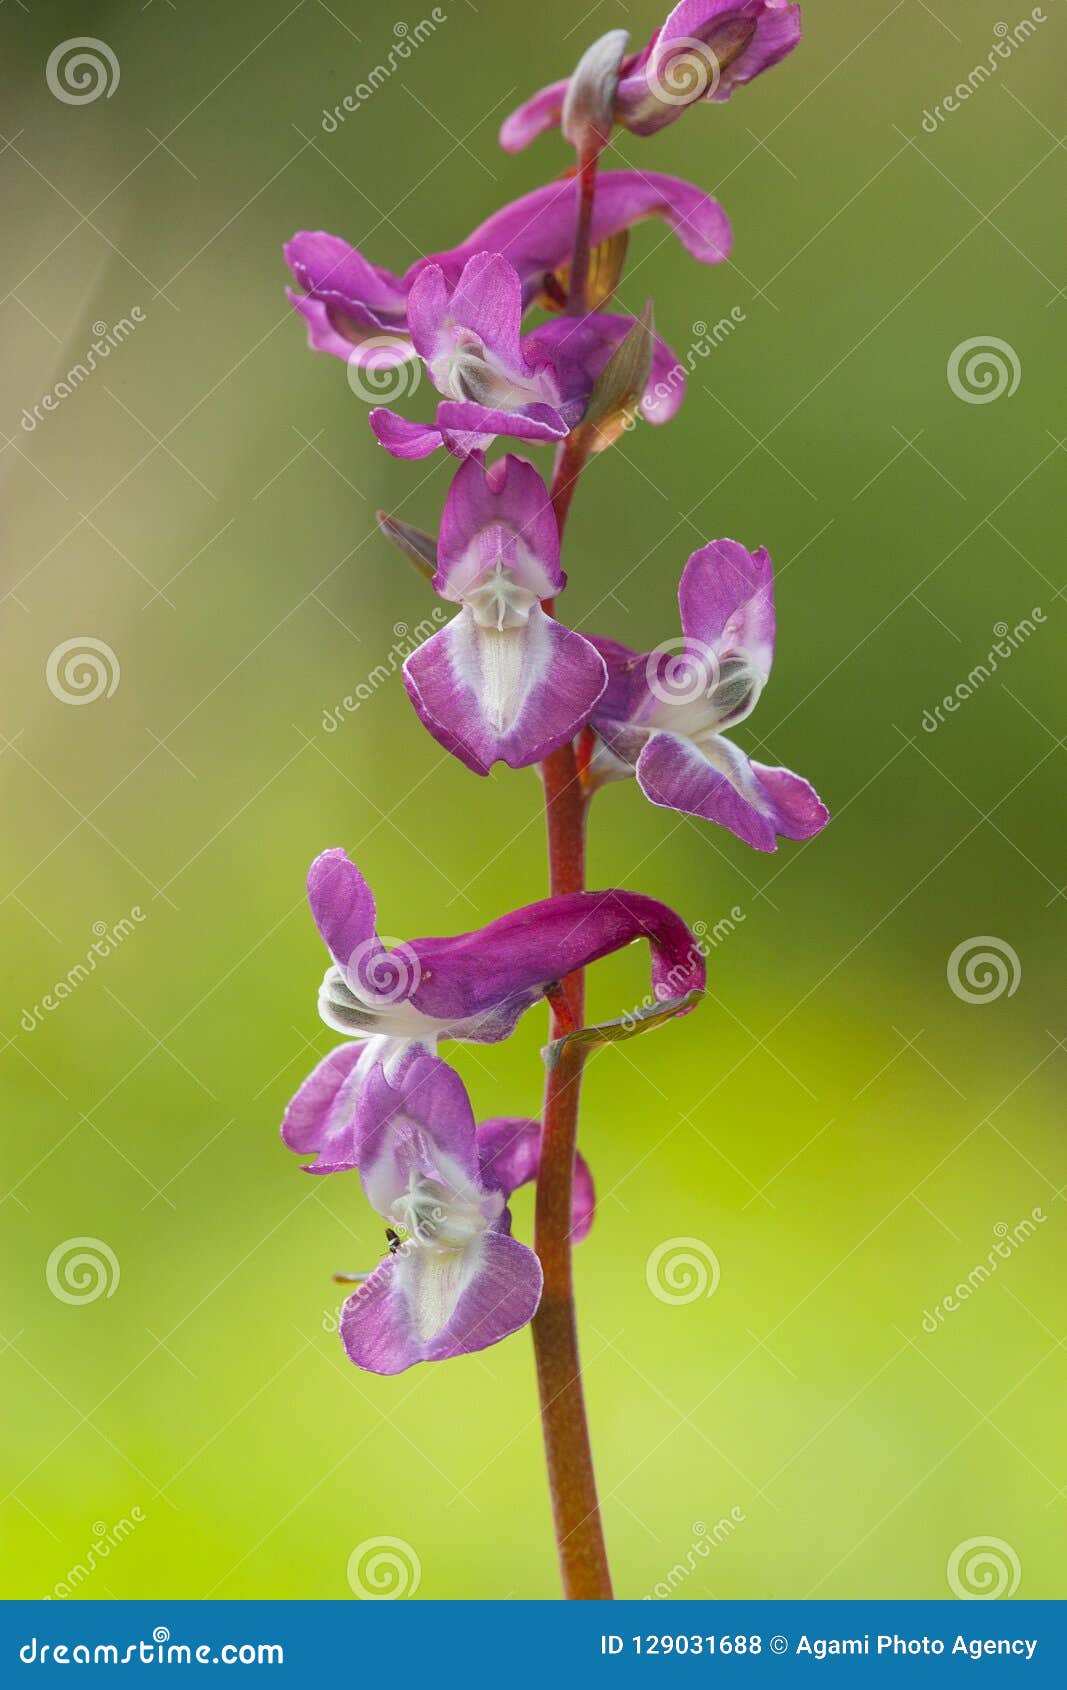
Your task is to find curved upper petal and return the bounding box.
[678,538,775,679]
[499,75,571,151]
[477,1117,595,1243]
[284,232,412,365]
[424,171,732,301]
[402,605,607,775]
[436,454,561,603]
[307,848,382,984]
[339,1228,542,1374]
[635,728,828,851]
[617,2,802,134]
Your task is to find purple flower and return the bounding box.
[369,252,580,461]
[284,170,731,369]
[588,539,829,852]
[369,255,689,460]
[402,454,607,771]
[307,1049,595,1373]
[501,2,802,151]
[289,846,705,1065]
[281,845,705,1169]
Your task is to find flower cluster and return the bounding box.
[281,2,825,1377]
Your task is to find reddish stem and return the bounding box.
[566,140,602,318]
[530,409,612,1599]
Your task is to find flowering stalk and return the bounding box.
[281,0,823,1605]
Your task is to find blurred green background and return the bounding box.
[2,0,1064,1602]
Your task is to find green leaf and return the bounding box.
[543,988,703,1068]
[376,510,437,582]
[578,301,654,445]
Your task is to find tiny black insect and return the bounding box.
[385,1227,402,1255]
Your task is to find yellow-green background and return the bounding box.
[2,0,1064,1600]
